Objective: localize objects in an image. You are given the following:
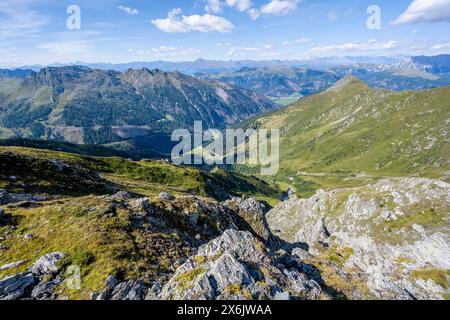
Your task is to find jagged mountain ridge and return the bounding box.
[198,66,339,102]
[0,66,276,145]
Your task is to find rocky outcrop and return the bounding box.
[0,252,65,300]
[111,280,146,300]
[267,178,450,300]
[222,197,272,243]
[159,229,338,300]
[0,273,36,300]
[31,252,65,276]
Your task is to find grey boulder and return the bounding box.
[0,272,36,300]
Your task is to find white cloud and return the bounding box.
[283,38,310,45]
[326,10,338,21]
[129,46,201,58]
[430,42,450,50]
[226,0,253,12]
[118,5,139,15]
[260,0,301,16]
[0,46,21,67]
[205,0,222,13]
[392,0,450,25]
[308,40,401,55]
[226,44,275,57]
[37,40,94,55]
[0,3,50,40]
[152,8,234,33]
[205,0,253,13]
[247,8,261,20]
[227,46,262,56]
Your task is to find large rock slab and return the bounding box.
[0,272,36,300]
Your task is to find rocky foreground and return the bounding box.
[1,178,449,300]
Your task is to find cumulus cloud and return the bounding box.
[152,8,234,33]
[204,0,299,20]
[247,8,261,20]
[118,5,139,15]
[205,0,222,13]
[226,0,253,12]
[392,0,450,25]
[260,0,301,16]
[205,0,253,13]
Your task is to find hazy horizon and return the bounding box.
[1,0,449,68]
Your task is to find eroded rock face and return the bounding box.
[222,197,278,248]
[159,229,327,300]
[267,178,450,300]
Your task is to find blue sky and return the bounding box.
[0,0,449,67]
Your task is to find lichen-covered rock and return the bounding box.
[159,229,324,300]
[267,178,450,300]
[31,252,65,276]
[0,272,36,300]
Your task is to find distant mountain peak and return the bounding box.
[325,75,368,93]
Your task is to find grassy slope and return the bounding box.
[246,77,450,196]
[0,145,281,298]
[0,146,281,201]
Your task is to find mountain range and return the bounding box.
[0,66,275,151]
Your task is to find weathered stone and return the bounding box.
[267,178,450,300]
[0,189,10,205]
[0,272,36,300]
[112,191,131,199]
[160,229,322,300]
[134,197,150,212]
[159,192,175,201]
[274,291,290,300]
[31,252,65,276]
[0,208,5,219]
[291,247,311,262]
[105,275,119,290]
[144,282,162,300]
[222,197,278,247]
[31,278,62,300]
[111,280,145,300]
[0,260,27,270]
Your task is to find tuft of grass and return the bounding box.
[411,269,450,289]
[174,267,206,291]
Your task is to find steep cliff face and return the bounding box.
[267,178,450,300]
